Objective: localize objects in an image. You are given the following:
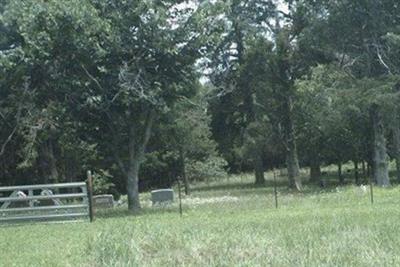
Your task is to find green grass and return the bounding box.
[1,172,400,266]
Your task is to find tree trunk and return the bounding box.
[361,161,366,177]
[127,161,140,211]
[254,145,265,185]
[371,105,390,186]
[48,140,59,183]
[39,139,59,184]
[283,97,302,191]
[367,160,372,180]
[392,119,400,183]
[286,146,301,190]
[179,147,190,195]
[115,109,155,212]
[338,162,344,184]
[361,161,367,184]
[310,159,321,184]
[354,160,359,185]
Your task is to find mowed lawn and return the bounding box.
[1,174,400,267]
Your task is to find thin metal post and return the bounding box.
[273,169,278,209]
[86,170,95,222]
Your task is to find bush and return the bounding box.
[92,169,121,200]
[186,155,228,181]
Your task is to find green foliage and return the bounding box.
[295,64,400,168]
[186,155,228,182]
[0,0,215,196]
[92,169,120,200]
[0,0,110,184]
[2,0,400,196]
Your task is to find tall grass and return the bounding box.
[85,185,400,267]
[1,171,400,266]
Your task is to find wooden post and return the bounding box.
[178,178,183,217]
[86,170,94,222]
[273,169,278,209]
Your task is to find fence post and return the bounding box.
[86,170,95,222]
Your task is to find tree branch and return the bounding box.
[138,109,156,160]
[0,87,25,157]
[0,124,18,157]
[80,63,105,92]
[0,111,12,128]
[375,46,392,75]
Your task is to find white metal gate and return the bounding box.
[0,182,91,223]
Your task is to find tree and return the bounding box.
[296,64,373,185]
[241,0,332,190]
[207,0,275,184]
[382,33,400,183]
[77,0,211,211]
[316,0,400,186]
[167,84,227,194]
[0,0,109,184]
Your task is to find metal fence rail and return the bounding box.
[0,182,87,192]
[0,181,92,224]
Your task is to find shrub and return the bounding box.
[186,155,228,181]
[92,169,120,200]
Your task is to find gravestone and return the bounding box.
[93,194,114,209]
[151,189,174,205]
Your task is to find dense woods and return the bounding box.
[1,0,400,211]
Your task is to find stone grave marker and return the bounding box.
[151,189,174,205]
[93,194,114,209]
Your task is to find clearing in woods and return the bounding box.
[1,171,400,267]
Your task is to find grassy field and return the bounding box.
[1,171,400,267]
